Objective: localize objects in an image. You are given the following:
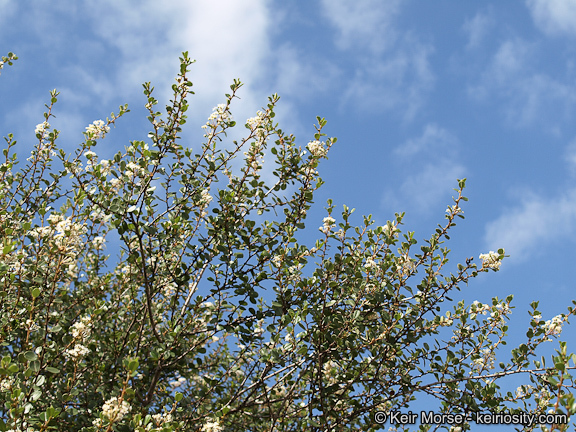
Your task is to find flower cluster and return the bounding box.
[70,316,92,341]
[307,140,327,157]
[479,251,501,270]
[199,189,212,207]
[397,253,415,277]
[125,161,145,178]
[244,141,265,173]
[319,216,335,234]
[383,223,399,238]
[100,396,131,423]
[85,120,110,140]
[64,315,92,360]
[202,104,232,140]
[446,204,463,216]
[469,301,490,319]
[30,121,56,161]
[64,344,91,359]
[152,412,173,427]
[246,110,268,142]
[272,255,283,268]
[92,236,106,251]
[364,256,378,270]
[489,302,511,322]
[0,376,14,392]
[201,419,223,432]
[472,348,495,372]
[516,384,534,399]
[543,315,564,338]
[323,360,340,385]
[35,121,50,136]
[27,214,86,279]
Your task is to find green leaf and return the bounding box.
[24,351,37,361]
[2,241,14,254]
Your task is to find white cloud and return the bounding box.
[319,0,434,121]
[340,39,435,121]
[462,9,495,49]
[395,123,457,158]
[469,37,576,128]
[563,136,576,176]
[484,188,576,263]
[527,0,576,37]
[89,0,273,113]
[320,0,401,54]
[384,160,466,214]
[0,0,15,25]
[383,124,465,215]
[490,38,533,84]
[271,44,341,102]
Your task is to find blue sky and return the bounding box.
[2,0,576,426]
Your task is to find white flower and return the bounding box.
[246,111,267,141]
[152,412,173,425]
[64,344,91,359]
[516,385,533,398]
[397,253,415,276]
[24,319,40,332]
[472,348,495,372]
[489,303,511,321]
[205,104,232,128]
[92,236,106,250]
[446,204,463,216]
[169,376,187,389]
[85,120,110,140]
[101,396,131,423]
[125,161,141,178]
[364,256,378,270]
[0,376,14,392]
[319,216,336,234]
[543,315,563,337]
[307,140,327,157]
[109,178,122,191]
[98,159,111,176]
[469,300,490,319]
[70,316,92,341]
[35,121,50,136]
[479,251,501,270]
[200,189,212,207]
[383,223,398,238]
[323,360,339,384]
[438,316,453,327]
[201,419,223,432]
[246,111,265,129]
[253,319,264,336]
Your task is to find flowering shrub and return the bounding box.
[0,51,576,431]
